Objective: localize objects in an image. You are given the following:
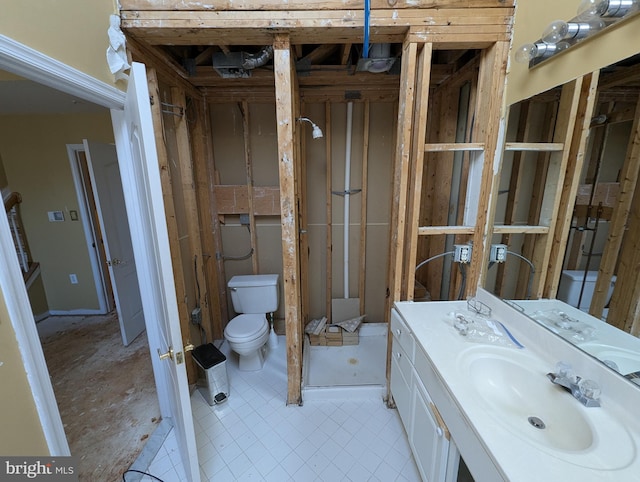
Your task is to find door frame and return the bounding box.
[67,144,112,315]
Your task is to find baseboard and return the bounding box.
[46,309,108,316]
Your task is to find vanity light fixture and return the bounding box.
[577,0,639,20]
[297,117,324,139]
[540,19,605,44]
[514,0,639,67]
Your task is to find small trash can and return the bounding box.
[191,343,229,406]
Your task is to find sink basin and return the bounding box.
[459,346,636,469]
[579,342,640,376]
[463,349,593,451]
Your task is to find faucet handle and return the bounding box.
[577,378,601,401]
[555,361,578,384]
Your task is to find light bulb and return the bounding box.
[514,43,537,63]
[577,0,638,18]
[514,42,566,64]
[542,19,605,44]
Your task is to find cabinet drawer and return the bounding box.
[391,309,415,362]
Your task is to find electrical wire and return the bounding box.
[414,251,455,272]
[506,251,535,300]
[457,263,467,300]
[221,225,254,261]
[122,469,165,481]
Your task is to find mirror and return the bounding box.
[484,50,640,387]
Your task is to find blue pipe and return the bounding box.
[363,0,370,58]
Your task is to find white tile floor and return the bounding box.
[140,335,420,482]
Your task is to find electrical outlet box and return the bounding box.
[490,244,508,263]
[239,214,250,226]
[454,244,472,264]
[69,274,78,284]
[191,307,202,324]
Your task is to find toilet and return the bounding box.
[557,270,616,313]
[224,274,279,371]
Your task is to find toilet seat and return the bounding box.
[225,314,268,342]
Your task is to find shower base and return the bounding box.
[302,322,388,401]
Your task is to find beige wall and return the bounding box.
[0,112,115,312]
[0,0,119,87]
[508,3,640,105]
[0,290,49,454]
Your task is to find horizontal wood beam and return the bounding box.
[121,0,515,11]
[121,8,513,45]
[504,142,564,152]
[214,185,280,215]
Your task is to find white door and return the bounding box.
[84,140,145,346]
[111,62,200,482]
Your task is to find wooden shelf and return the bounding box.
[418,226,475,235]
[424,143,485,152]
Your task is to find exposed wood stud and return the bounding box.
[529,79,584,298]
[190,97,227,340]
[359,100,371,314]
[386,38,418,406]
[171,86,213,351]
[147,68,197,384]
[404,43,433,300]
[274,34,303,406]
[544,72,600,299]
[468,41,509,294]
[516,101,557,298]
[496,101,531,296]
[591,96,640,318]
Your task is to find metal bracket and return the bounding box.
[331,189,362,197]
[161,102,185,117]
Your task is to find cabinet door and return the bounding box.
[411,375,450,482]
[390,338,413,426]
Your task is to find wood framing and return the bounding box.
[273,34,303,405]
[147,67,198,383]
[543,72,600,299]
[590,97,640,318]
[529,79,584,298]
[404,43,433,301]
[468,41,509,293]
[189,96,227,340]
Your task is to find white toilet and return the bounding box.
[224,274,279,371]
[557,270,616,313]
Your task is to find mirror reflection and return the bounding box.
[484,51,640,386]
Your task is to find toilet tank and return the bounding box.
[228,274,279,314]
[557,270,616,310]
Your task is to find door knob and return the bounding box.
[158,347,173,361]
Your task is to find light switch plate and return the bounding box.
[48,211,64,222]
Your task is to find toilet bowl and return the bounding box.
[224,314,270,371]
[224,274,279,371]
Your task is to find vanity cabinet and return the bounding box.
[390,309,460,482]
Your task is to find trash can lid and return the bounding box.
[192,343,226,369]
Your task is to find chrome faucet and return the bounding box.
[547,361,601,407]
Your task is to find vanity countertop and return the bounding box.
[393,298,640,482]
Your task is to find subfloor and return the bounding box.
[38,313,160,481]
[139,334,421,481]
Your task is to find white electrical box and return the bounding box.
[453,244,472,264]
[490,244,508,263]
